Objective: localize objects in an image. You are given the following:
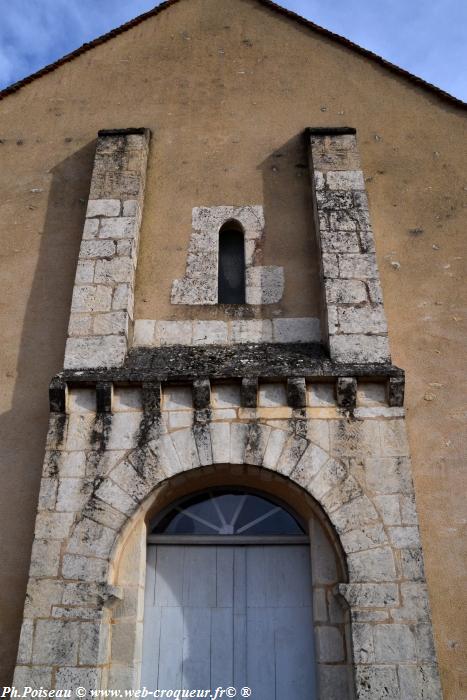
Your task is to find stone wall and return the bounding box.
[14,380,441,699]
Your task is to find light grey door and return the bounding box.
[142,544,316,698]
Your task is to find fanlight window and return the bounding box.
[149,490,306,543]
[218,221,246,304]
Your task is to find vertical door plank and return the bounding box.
[141,546,159,689]
[182,607,211,689]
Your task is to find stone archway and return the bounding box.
[14,385,440,699]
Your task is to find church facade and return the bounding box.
[0,1,465,698]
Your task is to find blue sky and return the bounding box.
[0,0,465,100]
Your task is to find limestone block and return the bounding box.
[338,253,379,280]
[24,578,63,618]
[341,524,387,553]
[56,668,102,694]
[320,228,360,253]
[307,383,335,407]
[193,423,213,466]
[112,283,132,311]
[414,624,438,662]
[212,384,241,408]
[37,477,58,510]
[291,443,329,486]
[380,420,410,456]
[374,624,416,662]
[332,495,379,534]
[108,461,150,502]
[388,526,421,548]
[113,389,142,414]
[231,319,273,343]
[68,519,115,558]
[71,285,112,313]
[170,429,200,471]
[14,666,53,690]
[306,420,330,452]
[398,665,442,700]
[326,169,365,190]
[16,619,34,664]
[315,625,345,662]
[354,407,405,419]
[329,334,391,364]
[324,279,367,304]
[93,311,128,336]
[79,621,110,665]
[80,239,116,259]
[56,477,90,512]
[193,320,228,345]
[94,256,134,285]
[157,321,193,346]
[367,279,384,304]
[347,547,396,582]
[352,623,375,663]
[98,216,136,239]
[308,458,348,500]
[64,335,127,369]
[62,554,107,582]
[258,382,287,407]
[211,408,237,420]
[400,548,425,581]
[272,317,321,343]
[365,457,412,494]
[86,198,121,218]
[164,385,193,410]
[229,423,248,464]
[317,666,351,700]
[123,200,140,217]
[373,495,402,525]
[105,412,141,450]
[83,218,99,239]
[168,411,193,429]
[392,582,431,622]
[244,423,271,465]
[275,435,308,475]
[157,434,182,476]
[94,479,138,516]
[35,511,74,540]
[313,589,328,622]
[321,253,339,278]
[245,266,284,304]
[68,388,96,414]
[338,305,387,334]
[32,620,80,665]
[210,423,230,463]
[339,582,398,608]
[262,429,289,470]
[60,451,87,478]
[354,665,399,700]
[29,539,61,577]
[310,520,338,584]
[75,261,95,284]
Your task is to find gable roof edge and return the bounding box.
[0,0,465,109]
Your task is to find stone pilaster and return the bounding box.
[64,128,151,369]
[308,127,390,364]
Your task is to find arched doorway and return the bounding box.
[141,488,317,698]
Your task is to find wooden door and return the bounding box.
[141,544,316,698]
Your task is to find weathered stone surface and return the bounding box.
[347,547,397,582]
[354,665,399,700]
[315,625,345,662]
[336,377,357,410]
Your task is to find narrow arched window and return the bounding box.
[218,221,246,304]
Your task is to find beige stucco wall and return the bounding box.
[0,0,465,693]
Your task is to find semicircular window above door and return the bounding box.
[149,489,307,542]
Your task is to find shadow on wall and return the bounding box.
[258,132,321,318]
[0,142,95,685]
